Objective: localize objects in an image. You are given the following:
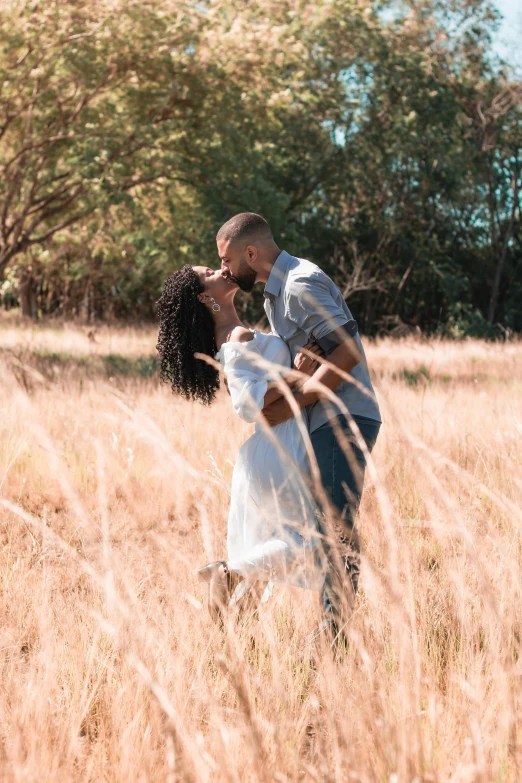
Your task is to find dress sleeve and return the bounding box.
[222,343,269,424]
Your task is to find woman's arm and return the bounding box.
[223,334,314,423]
[224,326,291,409]
[223,331,320,422]
[262,379,296,407]
[262,342,322,406]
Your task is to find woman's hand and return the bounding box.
[293,342,324,377]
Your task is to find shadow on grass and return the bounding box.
[1,347,159,388]
[1,347,504,390]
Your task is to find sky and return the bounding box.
[494,0,522,70]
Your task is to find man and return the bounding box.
[217,212,381,641]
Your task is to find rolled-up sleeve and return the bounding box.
[286,274,349,342]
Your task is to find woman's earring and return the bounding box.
[210,298,221,313]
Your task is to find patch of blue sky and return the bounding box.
[376,1,520,70]
[326,1,520,147]
[493,0,521,72]
[326,65,375,146]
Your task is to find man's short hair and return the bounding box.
[216,212,273,245]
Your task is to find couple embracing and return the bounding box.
[156,213,381,644]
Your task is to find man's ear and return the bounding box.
[246,245,259,265]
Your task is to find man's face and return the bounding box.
[218,239,258,293]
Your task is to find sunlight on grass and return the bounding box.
[0,322,521,781]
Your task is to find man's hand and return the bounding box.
[294,342,323,377]
[262,338,361,426]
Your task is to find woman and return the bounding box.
[156,265,324,621]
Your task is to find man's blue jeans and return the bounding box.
[310,415,381,622]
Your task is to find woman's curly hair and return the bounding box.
[156,265,220,405]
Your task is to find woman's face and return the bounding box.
[193,266,239,302]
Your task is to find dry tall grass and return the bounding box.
[1,317,521,782]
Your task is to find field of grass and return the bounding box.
[1,315,521,782]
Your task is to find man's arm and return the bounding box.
[261,338,361,427]
[262,272,362,426]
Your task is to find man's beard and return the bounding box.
[234,258,257,293]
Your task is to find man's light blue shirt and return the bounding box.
[263,250,381,434]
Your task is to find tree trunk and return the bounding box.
[488,170,518,324]
[487,246,507,324]
[80,280,93,323]
[18,273,39,319]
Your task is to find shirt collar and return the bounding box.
[264,250,291,299]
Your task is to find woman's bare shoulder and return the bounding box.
[227,326,255,344]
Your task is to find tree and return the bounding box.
[1,0,520,333]
[0,0,210,276]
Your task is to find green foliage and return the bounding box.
[18,348,159,381]
[103,354,158,378]
[438,302,495,339]
[0,0,521,334]
[402,365,431,387]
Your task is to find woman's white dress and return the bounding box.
[217,331,324,595]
